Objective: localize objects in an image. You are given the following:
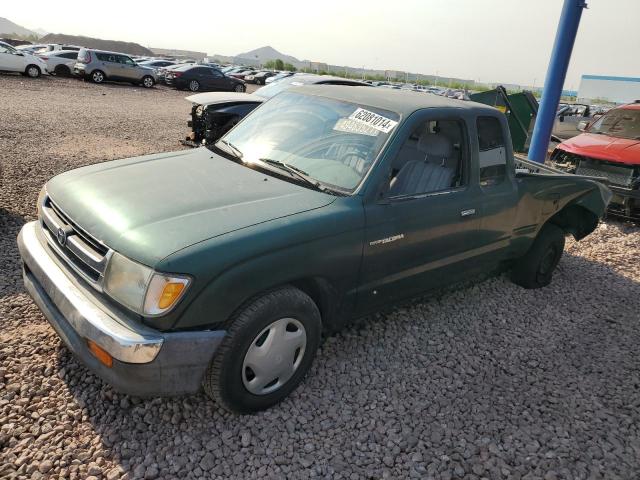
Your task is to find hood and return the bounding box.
[185,91,263,106]
[46,148,335,267]
[558,133,640,166]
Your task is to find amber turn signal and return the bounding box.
[87,340,113,368]
[158,282,186,309]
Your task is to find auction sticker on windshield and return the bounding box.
[349,108,398,133]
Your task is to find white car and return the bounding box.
[16,43,81,54]
[0,41,48,78]
[38,50,78,76]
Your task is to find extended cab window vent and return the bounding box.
[40,196,112,289]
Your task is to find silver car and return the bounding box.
[74,48,156,88]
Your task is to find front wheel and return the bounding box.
[234,83,245,93]
[189,80,200,92]
[141,75,155,88]
[511,223,565,289]
[203,286,322,413]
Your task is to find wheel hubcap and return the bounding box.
[94,73,103,82]
[28,67,38,77]
[190,81,198,91]
[242,318,306,395]
[144,77,153,87]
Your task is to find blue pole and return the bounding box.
[528,0,587,163]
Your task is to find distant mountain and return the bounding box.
[32,28,49,37]
[0,17,38,37]
[236,46,300,66]
[39,33,153,56]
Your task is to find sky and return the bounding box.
[3,0,638,88]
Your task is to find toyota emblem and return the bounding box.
[57,227,67,246]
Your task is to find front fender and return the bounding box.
[159,198,365,331]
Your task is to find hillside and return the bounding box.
[0,17,38,37]
[39,33,153,56]
[236,46,300,66]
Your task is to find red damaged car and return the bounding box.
[550,101,640,220]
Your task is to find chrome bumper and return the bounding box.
[18,221,226,396]
[18,221,163,363]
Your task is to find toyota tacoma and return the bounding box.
[18,86,611,413]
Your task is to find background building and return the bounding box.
[578,74,640,104]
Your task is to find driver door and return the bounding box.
[357,113,483,313]
[0,45,24,72]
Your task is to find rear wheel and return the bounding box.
[203,286,322,413]
[141,75,155,88]
[511,223,565,289]
[54,64,71,77]
[91,70,105,83]
[189,80,200,92]
[25,65,41,78]
[234,83,245,93]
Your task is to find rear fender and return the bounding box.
[548,180,611,240]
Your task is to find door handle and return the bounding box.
[460,208,476,217]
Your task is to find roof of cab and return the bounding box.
[288,84,499,116]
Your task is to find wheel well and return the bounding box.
[548,204,599,240]
[289,278,341,331]
[26,64,40,71]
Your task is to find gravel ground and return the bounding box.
[1,74,640,480]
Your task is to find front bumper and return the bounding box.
[17,221,225,396]
[607,185,640,220]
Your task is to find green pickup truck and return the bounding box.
[18,86,611,413]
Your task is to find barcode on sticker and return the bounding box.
[349,108,398,133]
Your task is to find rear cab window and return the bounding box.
[477,116,507,187]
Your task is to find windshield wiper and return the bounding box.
[215,139,244,161]
[258,158,332,193]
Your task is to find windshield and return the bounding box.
[589,108,640,140]
[217,92,400,192]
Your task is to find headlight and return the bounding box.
[103,252,190,316]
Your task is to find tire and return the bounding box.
[189,80,200,92]
[25,65,41,78]
[234,83,245,93]
[141,75,155,88]
[91,70,105,84]
[54,65,71,77]
[203,286,322,413]
[511,223,565,289]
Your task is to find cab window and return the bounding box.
[388,119,467,197]
[477,116,507,187]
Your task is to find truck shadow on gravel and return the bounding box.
[49,249,640,478]
[0,208,26,298]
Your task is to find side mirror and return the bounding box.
[577,120,589,132]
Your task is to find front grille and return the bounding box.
[576,158,635,187]
[40,195,112,289]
